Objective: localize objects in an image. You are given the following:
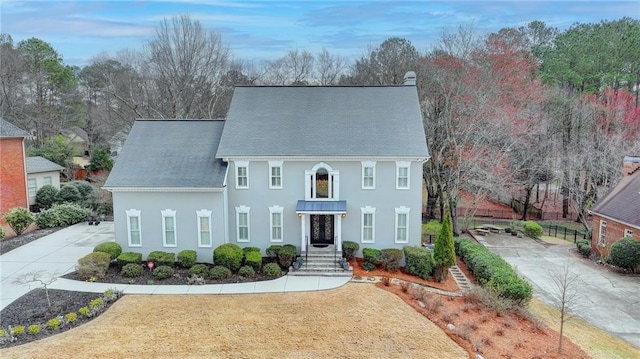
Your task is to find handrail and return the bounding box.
[334,236,338,272]
[305,235,309,269]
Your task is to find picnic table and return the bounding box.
[481,224,502,233]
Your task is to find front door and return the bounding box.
[310,214,334,246]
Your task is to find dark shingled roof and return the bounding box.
[104,120,227,188]
[591,172,640,227]
[0,118,30,138]
[26,156,64,174]
[216,86,429,158]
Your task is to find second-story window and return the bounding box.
[269,161,283,189]
[236,161,249,189]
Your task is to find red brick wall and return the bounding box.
[591,214,640,253]
[0,137,28,223]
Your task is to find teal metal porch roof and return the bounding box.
[295,200,347,213]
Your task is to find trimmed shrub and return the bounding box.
[210,265,232,280]
[242,246,261,253]
[266,245,283,257]
[121,263,144,278]
[361,261,376,271]
[238,265,256,278]
[380,248,403,272]
[523,221,543,239]
[47,317,60,330]
[69,180,96,200]
[11,325,25,337]
[56,184,82,204]
[576,239,592,258]
[36,185,58,210]
[404,246,434,279]
[263,262,282,277]
[213,243,244,272]
[147,251,175,267]
[177,250,197,268]
[77,252,111,279]
[609,237,640,273]
[117,252,142,267]
[363,248,382,267]
[94,242,122,260]
[65,312,77,324]
[342,241,359,261]
[35,208,59,228]
[4,207,34,235]
[278,245,297,268]
[244,250,262,271]
[37,203,91,228]
[189,264,210,278]
[78,306,90,317]
[455,238,532,304]
[27,324,40,335]
[153,265,175,279]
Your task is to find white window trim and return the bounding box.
[395,206,410,244]
[361,206,376,243]
[126,209,142,247]
[269,205,284,242]
[597,220,607,247]
[269,160,283,189]
[43,176,52,186]
[305,162,340,200]
[361,161,376,190]
[624,228,633,238]
[196,209,213,248]
[396,161,411,190]
[235,160,249,189]
[27,178,37,197]
[235,205,250,243]
[161,209,177,247]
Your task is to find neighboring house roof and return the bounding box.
[61,127,89,144]
[591,172,640,228]
[0,118,30,138]
[26,156,65,174]
[104,120,227,189]
[216,86,430,159]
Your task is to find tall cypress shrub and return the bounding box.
[433,211,456,282]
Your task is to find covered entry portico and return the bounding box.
[296,200,346,253]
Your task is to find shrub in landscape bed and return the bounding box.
[188,263,210,278]
[361,262,377,271]
[27,325,40,335]
[380,248,404,272]
[342,241,359,261]
[36,185,58,210]
[278,245,297,268]
[609,237,640,273]
[177,250,197,268]
[11,326,25,337]
[3,207,34,236]
[363,248,382,268]
[576,239,592,258]
[404,246,434,279]
[244,250,262,271]
[35,208,59,229]
[117,252,142,267]
[153,265,175,279]
[238,265,256,278]
[523,221,543,239]
[93,241,122,260]
[47,317,60,330]
[77,252,111,279]
[263,262,282,277]
[37,203,91,228]
[266,244,283,257]
[433,212,456,282]
[121,263,144,278]
[213,243,244,272]
[55,184,82,204]
[242,246,261,253]
[210,265,232,280]
[65,312,77,324]
[455,238,532,304]
[147,251,175,267]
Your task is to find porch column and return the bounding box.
[300,214,306,253]
[336,214,342,251]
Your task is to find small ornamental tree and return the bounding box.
[4,207,34,235]
[36,185,58,210]
[433,211,456,282]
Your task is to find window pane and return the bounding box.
[165,231,175,245]
[200,217,209,231]
[130,216,139,231]
[239,213,247,226]
[43,176,52,186]
[28,179,36,196]
[165,217,174,230]
[398,214,406,227]
[130,231,140,245]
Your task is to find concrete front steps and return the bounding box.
[289,245,353,277]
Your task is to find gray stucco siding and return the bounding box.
[226,159,423,253]
[112,191,226,263]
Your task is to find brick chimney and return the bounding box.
[403,71,416,86]
[623,156,640,177]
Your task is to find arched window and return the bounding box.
[305,163,339,200]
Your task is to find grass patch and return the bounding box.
[527,298,640,359]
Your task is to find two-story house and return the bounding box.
[105,74,430,266]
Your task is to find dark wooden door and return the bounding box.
[310,214,334,245]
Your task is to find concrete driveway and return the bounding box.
[0,222,114,310]
[480,234,640,348]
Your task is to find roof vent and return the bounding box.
[403,71,416,86]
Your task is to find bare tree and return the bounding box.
[548,261,581,354]
[315,48,347,85]
[13,270,59,307]
[263,49,314,85]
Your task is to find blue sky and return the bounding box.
[1,0,638,67]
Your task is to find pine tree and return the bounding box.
[433,211,456,282]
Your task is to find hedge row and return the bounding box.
[454,238,532,304]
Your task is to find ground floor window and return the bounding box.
[395,207,410,244]
[236,206,250,242]
[28,178,36,197]
[197,209,212,247]
[598,220,607,247]
[269,205,284,242]
[162,209,177,247]
[361,206,375,243]
[126,209,142,247]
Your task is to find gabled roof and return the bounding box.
[104,120,227,189]
[26,156,65,174]
[591,172,640,228]
[216,86,429,159]
[0,118,30,138]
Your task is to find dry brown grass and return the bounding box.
[527,298,640,359]
[0,283,466,359]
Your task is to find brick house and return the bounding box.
[0,119,31,225]
[590,156,640,254]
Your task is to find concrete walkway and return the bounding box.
[0,222,350,311]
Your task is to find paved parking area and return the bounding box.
[479,234,640,348]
